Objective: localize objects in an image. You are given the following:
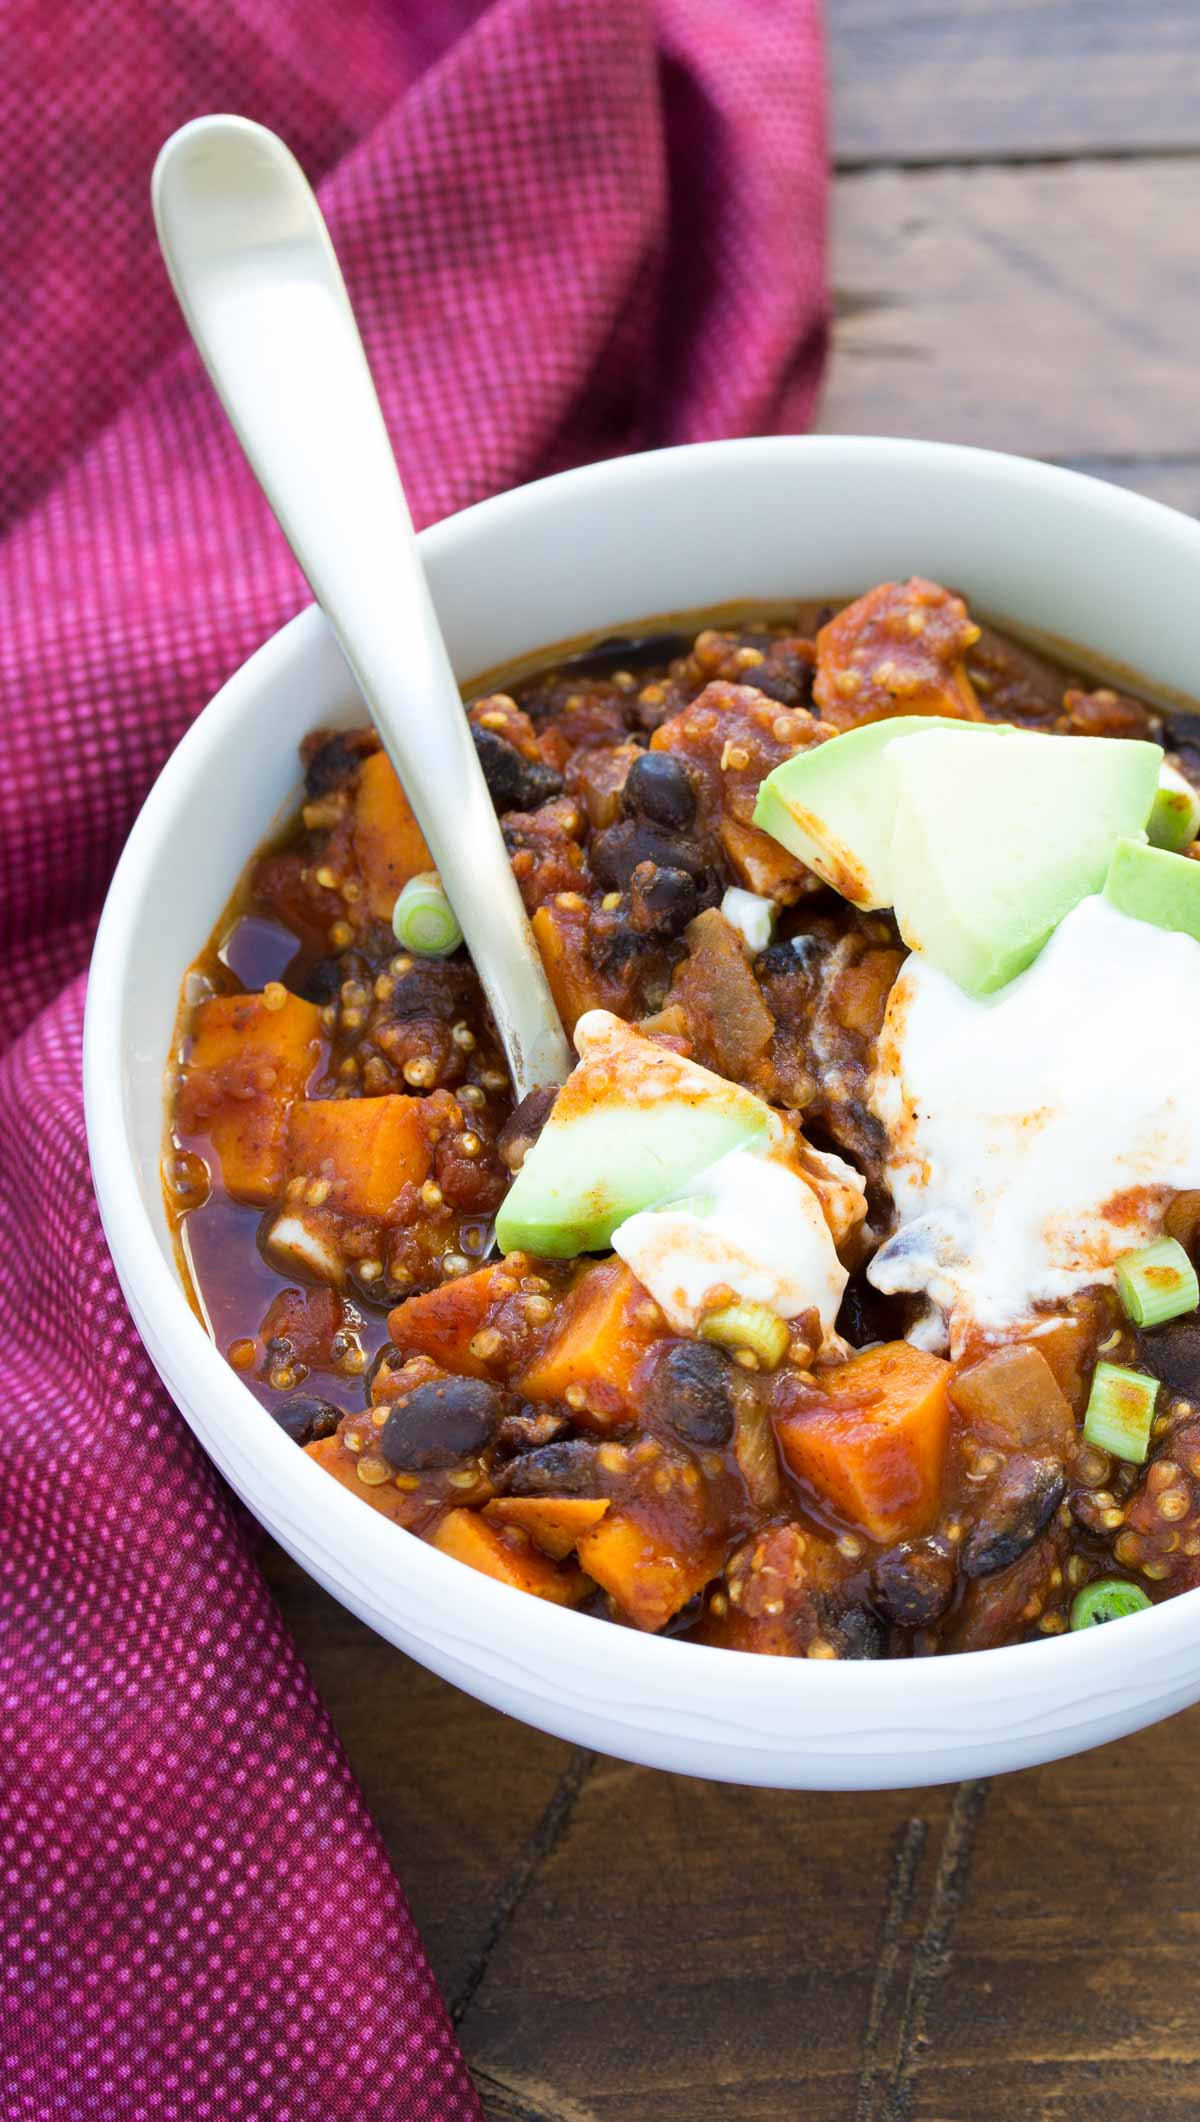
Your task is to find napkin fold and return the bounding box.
[0,3,826,2113]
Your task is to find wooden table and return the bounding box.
[267,9,1200,2114]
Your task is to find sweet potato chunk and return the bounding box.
[485,1496,610,1560]
[813,580,983,731]
[304,1434,445,1533]
[519,1262,659,1424]
[776,1342,952,1543]
[431,1508,590,1604]
[286,1094,430,1219]
[353,749,433,922]
[576,1509,720,1632]
[388,1265,517,1379]
[531,903,600,1035]
[182,991,322,1204]
[950,1344,1075,1458]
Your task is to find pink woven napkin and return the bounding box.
[0,4,826,2114]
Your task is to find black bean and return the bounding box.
[820,1598,886,1660]
[497,1085,558,1174]
[836,1271,912,1352]
[385,957,473,1021]
[299,956,344,1005]
[472,726,564,814]
[622,750,697,829]
[1162,711,1200,782]
[870,1542,956,1628]
[629,862,699,938]
[661,1590,707,1637]
[304,733,363,798]
[642,1342,736,1448]
[379,1378,505,1469]
[1142,1313,1200,1401]
[495,1440,604,1495]
[960,1456,1066,1580]
[272,1395,342,1447]
[591,925,653,978]
[744,663,810,706]
[590,816,709,891]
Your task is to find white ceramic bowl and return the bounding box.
[85,437,1200,1788]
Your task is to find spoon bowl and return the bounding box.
[152,115,571,1098]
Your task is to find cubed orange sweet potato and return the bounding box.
[353,749,433,922]
[430,1508,589,1604]
[813,579,983,731]
[387,1264,515,1378]
[304,1434,444,1533]
[530,904,601,1036]
[575,1509,721,1632]
[484,1496,610,1560]
[519,1261,659,1423]
[776,1342,951,1544]
[183,991,323,1204]
[286,1094,430,1219]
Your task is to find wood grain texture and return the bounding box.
[828,0,1200,164]
[817,158,1200,460]
[264,1541,1200,2122]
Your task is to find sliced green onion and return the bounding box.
[1115,1235,1199,1329]
[392,871,462,957]
[1147,765,1200,853]
[1082,1361,1159,1465]
[700,1301,789,1370]
[1069,1578,1153,1630]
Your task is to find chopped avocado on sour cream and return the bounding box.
[495,1011,770,1257]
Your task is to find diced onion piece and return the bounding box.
[1069,1578,1153,1630]
[720,887,777,955]
[392,871,463,956]
[1114,1235,1199,1328]
[699,1300,789,1370]
[264,1212,343,1284]
[1147,764,1200,852]
[1082,1361,1158,1464]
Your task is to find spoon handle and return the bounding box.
[153,115,571,1098]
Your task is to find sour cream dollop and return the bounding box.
[868,893,1200,1352]
[612,1136,864,1344]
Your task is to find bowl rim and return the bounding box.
[83,433,1200,1731]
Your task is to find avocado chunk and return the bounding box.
[1147,763,1200,852]
[753,716,1004,909]
[1105,835,1200,943]
[494,1010,771,1258]
[888,729,1162,994]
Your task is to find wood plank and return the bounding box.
[818,158,1200,459]
[460,1761,956,2120]
[829,0,1200,164]
[913,1717,1200,2092]
[450,1709,1200,2121]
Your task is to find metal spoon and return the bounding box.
[152,114,571,1098]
